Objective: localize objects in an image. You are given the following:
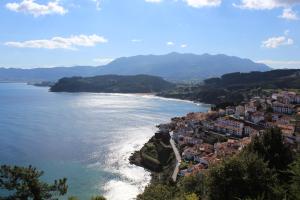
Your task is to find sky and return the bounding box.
[0,0,300,69]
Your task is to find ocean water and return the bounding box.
[0,83,209,200]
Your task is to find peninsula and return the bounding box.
[50,74,175,93]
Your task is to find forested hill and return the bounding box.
[50,75,175,93]
[205,69,300,89]
[159,69,300,105]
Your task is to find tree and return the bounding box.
[179,174,204,197]
[247,128,293,171]
[0,165,67,200]
[137,184,176,200]
[184,193,199,200]
[207,153,279,200]
[288,156,300,200]
[68,196,106,200]
[68,197,79,200]
[90,196,106,200]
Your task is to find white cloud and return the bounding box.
[261,36,294,48]
[279,8,299,20]
[6,0,67,17]
[233,0,300,10]
[5,34,108,50]
[181,44,188,48]
[184,0,222,8]
[131,39,142,42]
[257,60,300,69]
[166,41,175,46]
[93,57,114,65]
[92,0,101,10]
[145,0,162,3]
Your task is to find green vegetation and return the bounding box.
[159,69,300,105]
[288,156,300,200]
[130,132,175,182]
[50,74,175,93]
[137,128,300,200]
[67,196,107,200]
[0,165,106,200]
[207,153,278,200]
[0,165,67,200]
[137,173,204,200]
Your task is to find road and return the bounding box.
[170,134,182,182]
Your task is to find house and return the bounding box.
[218,109,226,116]
[194,156,209,166]
[277,124,295,136]
[179,163,206,177]
[183,136,203,145]
[197,143,214,155]
[245,104,257,113]
[182,147,197,160]
[272,101,295,114]
[244,126,259,137]
[214,139,247,157]
[235,105,245,116]
[277,115,293,125]
[226,106,235,115]
[201,120,214,130]
[272,91,300,104]
[250,112,265,124]
[214,117,244,136]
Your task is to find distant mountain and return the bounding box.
[0,53,271,82]
[100,53,271,81]
[0,66,100,82]
[50,74,175,93]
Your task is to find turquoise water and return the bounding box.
[0,83,209,200]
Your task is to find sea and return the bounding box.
[0,83,209,200]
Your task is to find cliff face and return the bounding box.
[130,131,173,171]
[129,130,175,182]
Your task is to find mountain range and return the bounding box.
[0,52,271,82]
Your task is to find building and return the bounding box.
[245,104,257,113]
[272,91,300,104]
[272,101,295,114]
[250,112,265,124]
[244,126,259,137]
[235,105,245,116]
[226,106,235,115]
[214,117,244,136]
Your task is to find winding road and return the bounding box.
[170,134,182,182]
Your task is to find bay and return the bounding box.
[0,83,209,200]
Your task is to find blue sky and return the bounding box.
[0,0,300,68]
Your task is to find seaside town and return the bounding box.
[158,90,300,179]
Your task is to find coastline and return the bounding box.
[129,126,177,185]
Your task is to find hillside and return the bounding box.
[159,69,300,105]
[0,53,271,82]
[50,74,175,93]
[204,69,300,89]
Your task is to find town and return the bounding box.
[158,91,300,179]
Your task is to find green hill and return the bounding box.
[50,74,175,93]
[159,69,300,105]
